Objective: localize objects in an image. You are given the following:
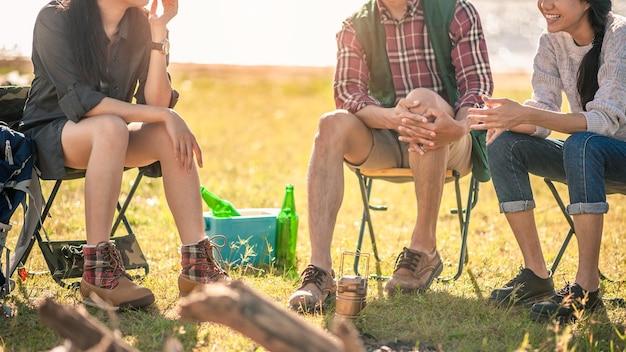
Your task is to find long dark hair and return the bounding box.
[59,0,146,88]
[577,0,612,109]
[55,0,108,87]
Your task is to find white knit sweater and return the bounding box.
[524,12,626,141]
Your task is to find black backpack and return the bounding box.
[0,86,37,293]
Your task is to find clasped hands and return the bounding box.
[394,99,464,155]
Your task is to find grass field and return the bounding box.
[1,60,625,351]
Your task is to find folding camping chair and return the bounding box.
[544,177,626,281]
[353,168,480,282]
[24,168,151,288]
[0,85,150,292]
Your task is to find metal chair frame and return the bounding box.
[7,169,150,290]
[353,168,479,282]
[544,177,624,283]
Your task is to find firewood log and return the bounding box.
[179,280,364,352]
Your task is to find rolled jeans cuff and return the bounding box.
[499,200,535,213]
[567,202,609,215]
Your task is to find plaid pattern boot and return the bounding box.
[80,241,154,310]
[178,237,230,296]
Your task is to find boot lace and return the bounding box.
[84,242,129,289]
[394,247,422,272]
[554,282,581,307]
[195,235,229,281]
[299,265,328,290]
[555,282,575,298]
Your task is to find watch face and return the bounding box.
[152,39,169,55]
[163,39,170,55]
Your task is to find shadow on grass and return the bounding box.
[1,289,65,351]
[0,281,201,352]
[83,304,202,352]
[345,288,626,352]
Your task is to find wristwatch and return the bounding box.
[151,38,170,55]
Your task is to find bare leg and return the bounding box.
[307,110,373,272]
[572,213,603,291]
[127,122,228,296]
[126,122,204,245]
[404,88,453,253]
[63,116,155,308]
[407,146,447,252]
[504,210,551,278]
[62,116,129,245]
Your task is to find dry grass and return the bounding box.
[1,61,625,351]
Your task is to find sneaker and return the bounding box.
[384,247,443,295]
[530,282,604,323]
[489,268,555,307]
[80,242,155,310]
[288,264,336,313]
[179,237,231,297]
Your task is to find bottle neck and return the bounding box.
[281,190,295,212]
[201,187,223,207]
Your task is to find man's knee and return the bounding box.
[317,109,363,138]
[315,109,374,163]
[405,87,438,101]
[405,88,452,115]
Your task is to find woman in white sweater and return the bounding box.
[467,0,625,323]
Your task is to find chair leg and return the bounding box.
[353,169,385,279]
[112,169,144,236]
[353,170,480,282]
[438,174,478,282]
[30,179,62,254]
[544,178,611,281]
[32,171,150,288]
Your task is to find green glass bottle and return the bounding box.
[200,185,241,218]
[276,184,298,269]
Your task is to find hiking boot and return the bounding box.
[80,241,155,310]
[179,237,230,297]
[489,268,555,307]
[384,247,443,295]
[288,264,337,313]
[530,282,604,323]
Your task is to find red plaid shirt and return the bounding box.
[334,0,493,113]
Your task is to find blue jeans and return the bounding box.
[488,131,626,215]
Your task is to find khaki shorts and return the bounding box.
[344,129,472,177]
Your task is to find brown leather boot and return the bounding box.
[179,237,230,296]
[384,247,443,295]
[80,241,154,310]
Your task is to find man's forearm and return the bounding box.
[354,104,396,130]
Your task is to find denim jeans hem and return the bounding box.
[499,200,536,213]
[567,202,609,215]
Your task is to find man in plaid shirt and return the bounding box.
[289,0,493,313]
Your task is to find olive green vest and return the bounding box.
[351,0,490,182]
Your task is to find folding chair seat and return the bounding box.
[544,177,626,281]
[0,85,149,291]
[353,167,480,282]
